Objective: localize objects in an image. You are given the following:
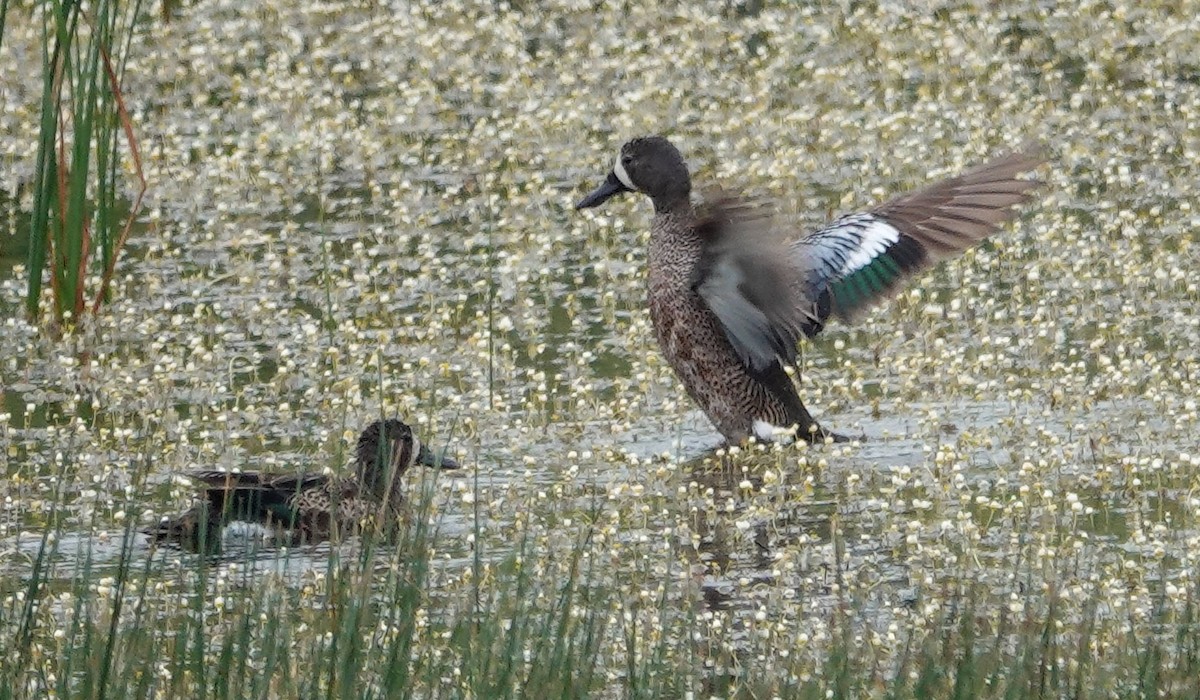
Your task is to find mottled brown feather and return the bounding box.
[578,136,1044,443]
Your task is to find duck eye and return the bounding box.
[621,154,633,167]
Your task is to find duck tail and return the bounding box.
[143,504,223,552]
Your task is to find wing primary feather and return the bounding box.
[694,146,1041,356]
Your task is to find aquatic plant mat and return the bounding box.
[3,0,1199,697]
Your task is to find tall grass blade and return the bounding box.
[23,0,145,327]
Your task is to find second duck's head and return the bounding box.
[576,136,690,213]
[355,418,459,499]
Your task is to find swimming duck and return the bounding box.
[145,418,458,549]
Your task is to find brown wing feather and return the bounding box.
[186,470,329,492]
[694,147,1045,365]
[872,147,1045,261]
[692,192,810,370]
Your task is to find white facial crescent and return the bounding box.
[613,153,636,190]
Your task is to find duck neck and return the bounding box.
[648,203,702,289]
[652,192,691,215]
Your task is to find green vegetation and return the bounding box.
[2,0,1198,697]
[3,474,1199,698]
[18,0,145,327]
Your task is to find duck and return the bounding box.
[145,418,459,550]
[576,136,1042,444]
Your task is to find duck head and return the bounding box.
[576,136,691,212]
[356,418,459,501]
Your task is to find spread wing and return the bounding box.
[693,147,1044,370]
[793,148,1044,331]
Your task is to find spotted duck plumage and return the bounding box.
[577,136,1043,443]
[145,418,458,550]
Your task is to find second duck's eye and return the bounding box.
[621,154,633,167]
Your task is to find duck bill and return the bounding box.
[576,171,630,209]
[417,444,460,470]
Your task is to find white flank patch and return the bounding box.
[752,420,797,444]
[839,218,900,275]
[407,436,422,469]
[613,153,636,190]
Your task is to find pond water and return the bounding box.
[1,0,1198,693]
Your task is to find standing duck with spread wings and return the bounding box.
[577,136,1042,444]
